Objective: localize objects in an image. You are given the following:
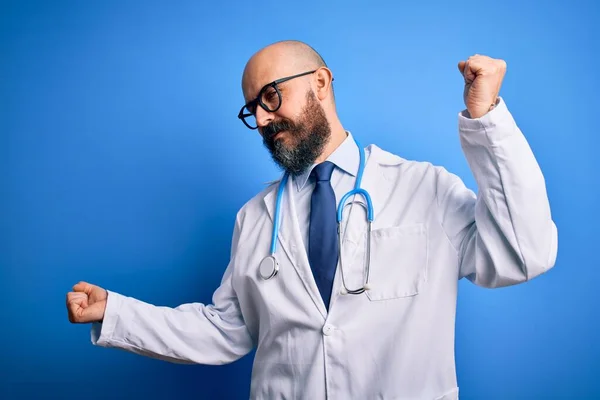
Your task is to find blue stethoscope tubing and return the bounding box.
[259,137,374,295]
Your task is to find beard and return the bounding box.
[261,90,331,177]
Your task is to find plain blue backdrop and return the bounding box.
[2,0,599,398]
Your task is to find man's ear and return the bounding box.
[314,67,333,101]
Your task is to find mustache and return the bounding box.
[262,119,296,141]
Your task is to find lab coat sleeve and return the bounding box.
[89,215,254,364]
[437,97,558,287]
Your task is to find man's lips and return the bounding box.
[273,130,286,140]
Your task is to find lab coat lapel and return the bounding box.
[263,176,328,319]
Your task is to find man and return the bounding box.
[66,40,558,399]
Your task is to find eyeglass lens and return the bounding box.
[240,85,281,129]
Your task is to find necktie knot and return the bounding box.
[311,161,335,182]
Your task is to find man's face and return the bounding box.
[260,89,331,177]
[242,67,331,177]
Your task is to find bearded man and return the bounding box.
[67,40,557,399]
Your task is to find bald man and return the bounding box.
[67,41,557,399]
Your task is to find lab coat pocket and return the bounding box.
[365,223,428,301]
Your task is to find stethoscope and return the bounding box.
[259,136,374,295]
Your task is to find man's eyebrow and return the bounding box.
[245,81,271,103]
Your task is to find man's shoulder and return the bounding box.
[365,143,456,183]
[365,143,405,166]
[366,143,435,170]
[234,175,281,220]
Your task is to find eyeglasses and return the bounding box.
[237,70,317,130]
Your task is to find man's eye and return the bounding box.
[263,90,277,101]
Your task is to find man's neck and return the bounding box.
[314,122,347,164]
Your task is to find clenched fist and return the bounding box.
[458,54,507,119]
[66,281,108,323]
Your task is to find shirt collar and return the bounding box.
[294,131,359,192]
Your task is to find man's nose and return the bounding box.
[255,105,274,128]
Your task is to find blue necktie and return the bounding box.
[308,161,338,310]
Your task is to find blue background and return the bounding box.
[2,0,599,398]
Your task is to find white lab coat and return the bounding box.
[91,98,558,399]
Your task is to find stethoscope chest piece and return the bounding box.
[259,255,279,280]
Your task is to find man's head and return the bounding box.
[239,40,337,176]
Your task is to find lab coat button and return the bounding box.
[322,324,334,336]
